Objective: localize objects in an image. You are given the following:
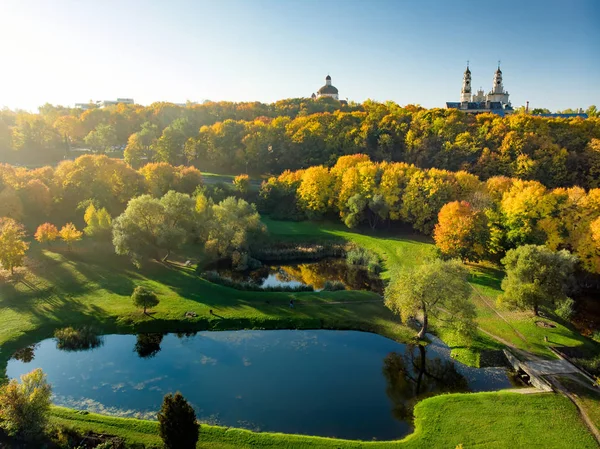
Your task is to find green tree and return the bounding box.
[157,392,200,449]
[131,286,160,314]
[0,368,52,442]
[112,191,196,264]
[384,259,475,339]
[84,123,118,154]
[205,197,266,267]
[498,245,577,316]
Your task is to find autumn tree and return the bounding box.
[434,201,488,261]
[84,123,118,153]
[385,259,475,339]
[158,392,200,449]
[0,368,52,442]
[131,286,160,314]
[124,122,159,168]
[83,203,112,238]
[0,187,24,220]
[233,174,250,196]
[498,245,577,315]
[0,219,29,275]
[59,223,83,250]
[297,165,334,218]
[34,223,59,245]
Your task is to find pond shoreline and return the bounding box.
[8,330,519,441]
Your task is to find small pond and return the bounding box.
[8,330,517,440]
[209,258,384,293]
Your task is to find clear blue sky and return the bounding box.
[1,0,599,112]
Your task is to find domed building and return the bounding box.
[313,75,339,100]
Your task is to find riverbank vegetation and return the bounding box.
[43,392,597,448]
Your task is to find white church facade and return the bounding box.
[447,64,513,116]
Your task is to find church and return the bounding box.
[446,64,514,116]
[311,75,339,100]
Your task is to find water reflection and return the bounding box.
[213,258,384,293]
[6,330,516,440]
[10,344,38,363]
[383,344,469,422]
[134,333,164,359]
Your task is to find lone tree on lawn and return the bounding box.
[131,286,159,314]
[384,259,476,340]
[34,223,59,246]
[157,392,199,449]
[59,223,83,251]
[498,245,577,316]
[0,218,29,275]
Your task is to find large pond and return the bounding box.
[7,330,516,440]
[210,258,384,293]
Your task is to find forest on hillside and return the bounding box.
[1,99,599,189]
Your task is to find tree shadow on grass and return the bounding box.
[468,264,504,291]
[26,248,139,298]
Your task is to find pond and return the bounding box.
[209,258,384,293]
[7,330,517,440]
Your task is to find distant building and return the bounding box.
[97,98,134,108]
[446,65,513,116]
[75,98,135,109]
[311,75,339,100]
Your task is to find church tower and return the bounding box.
[487,63,510,104]
[491,65,503,94]
[460,65,472,102]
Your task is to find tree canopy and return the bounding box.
[384,259,476,339]
[498,245,578,315]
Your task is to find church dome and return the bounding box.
[318,84,339,94]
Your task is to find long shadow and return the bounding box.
[468,264,504,291]
[29,248,139,297]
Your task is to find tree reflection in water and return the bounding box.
[382,344,469,421]
[134,333,164,359]
[10,344,38,363]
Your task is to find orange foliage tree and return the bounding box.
[434,201,488,262]
[34,223,59,245]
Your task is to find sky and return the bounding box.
[0,0,599,112]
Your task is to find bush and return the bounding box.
[202,270,313,292]
[0,368,52,442]
[158,392,199,449]
[233,174,250,195]
[346,246,382,274]
[554,297,575,320]
[54,326,103,351]
[131,286,160,314]
[322,280,346,291]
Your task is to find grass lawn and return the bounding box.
[0,240,413,378]
[558,375,600,431]
[1,218,598,447]
[264,218,600,365]
[49,392,597,448]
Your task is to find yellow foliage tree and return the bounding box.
[297,165,334,218]
[0,218,29,274]
[59,223,83,251]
